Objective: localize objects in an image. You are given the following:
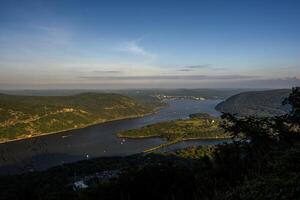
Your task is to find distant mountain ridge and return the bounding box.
[215,89,291,117]
[0,93,152,143]
[0,88,248,99]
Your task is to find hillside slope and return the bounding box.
[215,89,291,117]
[0,93,152,142]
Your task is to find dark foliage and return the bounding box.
[215,89,291,117]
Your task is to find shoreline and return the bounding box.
[117,135,161,139]
[142,136,232,153]
[0,111,158,145]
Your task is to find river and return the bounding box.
[0,99,230,175]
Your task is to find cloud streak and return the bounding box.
[177,64,227,72]
[185,64,213,69]
[80,74,260,81]
[117,40,156,59]
[92,70,122,74]
[177,69,193,72]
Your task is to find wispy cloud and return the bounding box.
[80,74,260,81]
[92,70,122,74]
[117,39,156,59]
[177,69,193,72]
[185,64,213,69]
[177,64,226,72]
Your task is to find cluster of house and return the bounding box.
[73,169,121,191]
[154,94,205,101]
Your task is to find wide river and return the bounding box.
[0,99,230,175]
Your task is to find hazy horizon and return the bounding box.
[1,0,299,89]
[0,86,292,92]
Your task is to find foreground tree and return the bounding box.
[221,87,300,200]
[221,87,300,148]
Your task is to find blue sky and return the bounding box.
[0,0,299,89]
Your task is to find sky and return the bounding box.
[0,0,300,89]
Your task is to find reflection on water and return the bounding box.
[0,99,224,175]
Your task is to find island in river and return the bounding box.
[0,99,226,175]
[118,113,231,152]
[0,93,163,143]
[0,88,245,143]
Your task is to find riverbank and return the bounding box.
[0,99,224,175]
[0,92,168,145]
[118,115,229,141]
[0,112,158,145]
[117,114,231,153]
[143,136,232,153]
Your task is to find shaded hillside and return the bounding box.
[215,89,291,117]
[0,93,152,142]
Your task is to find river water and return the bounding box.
[0,99,230,175]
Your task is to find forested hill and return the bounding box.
[0,93,152,142]
[215,89,291,117]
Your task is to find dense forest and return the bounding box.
[215,89,291,117]
[0,87,299,200]
[0,93,154,142]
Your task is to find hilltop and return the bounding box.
[0,93,154,142]
[215,89,291,117]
